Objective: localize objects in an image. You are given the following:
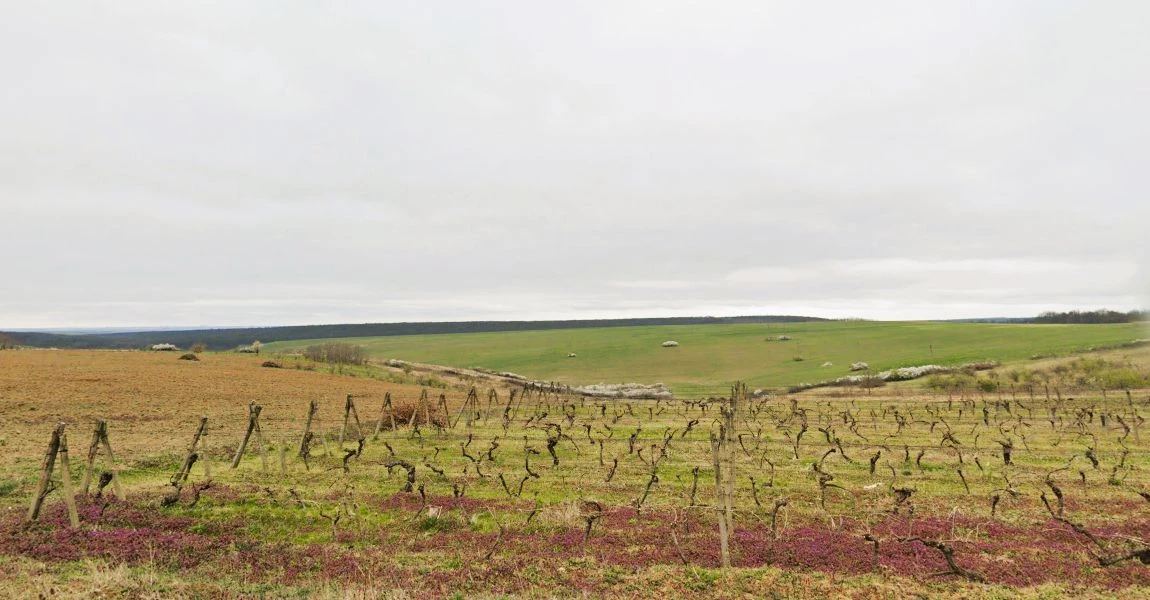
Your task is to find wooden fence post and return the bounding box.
[485,388,497,425]
[711,433,731,568]
[724,385,741,537]
[231,402,262,469]
[339,394,363,445]
[28,424,62,521]
[97,423,125,500]
[438,394,450,427]
[57,427,81,528]
[454,388,482,428]
[419,389,431,428]
[300,400,318,457]
[374,392,394,439]
[28,423,78,524]
[173,416,208,487]
[80,420,106,494]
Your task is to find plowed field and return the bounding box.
[0,349,430,475]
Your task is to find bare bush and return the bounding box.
[302,343,368,366]
[385,403,442,428]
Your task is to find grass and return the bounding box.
[265,321,1150,396]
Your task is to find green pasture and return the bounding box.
[264,321,1148,397]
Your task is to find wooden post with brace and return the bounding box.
[373,392,395,439]
[338,394,363,445]
[57,426,81,528]
[27,423,80,528]
[172,416,209,487]
[78,419,124,500]
[231,402,265,470]
[299,400,318,457]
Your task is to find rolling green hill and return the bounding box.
[264,321,1149,397]
[0,315,822,350]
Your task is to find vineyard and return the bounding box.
[1,349,1149,597]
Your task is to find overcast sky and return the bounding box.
[2,2,1148,328]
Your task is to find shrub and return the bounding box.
[191,343,207,353]
[1094,366,1150,389]
[925,373,975,391]
[236,340,262,354]
[858,376,885,388]
[302,343,368,366]
[385,403,445,428]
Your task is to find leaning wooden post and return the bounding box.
[300,400,318,457]
[97,423,125,500]
[456,388,483,428]
[339,394,363,444]
[57,427,81,529]
[173,416,208,487]
[231,402,259,469]
[420,389,431,428]
[80,420,106,494]
[485,388,496,425]
[28,424,63,522]
[373,392,393,439]
[452,388,473,428]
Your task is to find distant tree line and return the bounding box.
[0,314,827,350]
[1033,309,1149,324]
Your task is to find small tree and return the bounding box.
[251,341,262,355]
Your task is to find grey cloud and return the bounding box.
[1,1,1147,327]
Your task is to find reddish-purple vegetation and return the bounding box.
[0,499,235,569]
[2,492,1148,593]
[367,491,527,514]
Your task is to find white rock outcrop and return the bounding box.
[574,382,673,400]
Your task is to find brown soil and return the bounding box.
[0,350,434,472]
